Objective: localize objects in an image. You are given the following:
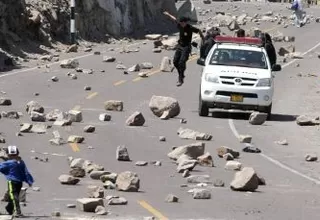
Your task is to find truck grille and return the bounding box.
[219,76,257,86]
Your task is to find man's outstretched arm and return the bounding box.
[163,11,178,24]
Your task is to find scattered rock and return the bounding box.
[26,101,44,115]
[230,167,259,192]
[275,139,288,145]
[77,198,104,212]
[116,146,130,161]
[68,135,85,143]
[69,168,86,178]
[140,62,153,69]
[108,197,128,205]
[20,123,33,133]
[58,174,80,185]
[159,136,166,142]
[192,189,211,199]
[305,154,318,162]
[90,171,111,180]
[138,72,148,77]
[0,98,12,106]
[152,48,162,53]
[160,57,173,72]
[84,86,91,91]
[128,64,140,72]
[103,56,116,62]
[187,175,211,184]
[225,161,242,171]
[51,76,59,82]
[103,181,116,189]
[217,146,240,159]
[66,44,78,53]
[177,127,212,141]
[168,142,205,161]
[116,64,127,69]
[238,135,252,143]
[149,95,180,119]
[60,59,79,69]
[243,144,261,153]
[135,161,148,166]
[249,112,267,125]
[84,125,95,133]
[165,194,179,203]
[68,110,83,122]
[116,171,140,192]
[197,152,214,167]
[67,204,76,208]
[104,100,123,111]
[223,153,234,161]
[278,45,295,56]
[213,179,225,187]
[296,115,320,126]
[126,111,145,126]
[177,158,197,173]
[30,123,47,134]
[70,158,85,169]
[182,170,190,178]
[87,186,104,198]
[95,206,108,215]
[100,173,118,183]
[83,69,93,74]
[145,34,162,40]
[30,112,46,122]
[1,111,20,119]
[99,113,111,121]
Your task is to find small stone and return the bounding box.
[152,48,162,53]
[180,119,187,124]
[230,167,259,192]
[66,44,78,53]
[60,59,79,69]
[84,125,95,133]
[165,194,179,203]
[116,171,140,192]
[20,123,32,133]
[159,136,166,142]
[51,76,59,82]
[0,98,12,106]
[296,115,319,126]
[100,173,118,183]
[197,152,214,167]
[177,128,212,141]
[103,181,116,189]
[84,86,91,91]
[225,161,242,171]
[128,64,140,72]
[108,197,128,205]
[89,171,111,180]
[187,175,211,183]
[242,144,261,153]
[305,154,318,162]
[104,100,123,111]
[275,139,288,145]
[217,146,239,159]
[67,135,85,143]
[239,135,252,143]
[143,217,155,220]
[223,153,234,161]
[58,174,80,185]
[249,112,267,125]
[32,187,40,191]
[126,111,145,126]
[192,189,211,199]
[103,56,116,62]
[116,146,130,161]
[87,185,104,198]
[67,204,76,208]
[135,161,148,166]
[138,72,148,77]
[69,168,86,178]
[77,198,104,212]
[116,64,126,70]
[94,51,101,55]
[30,112,46,122]
[99,113,111,121]
[140,62,153,69]
[213,179,225,187]
[182,170,190,178]
[95,205,108,215]
[68,110,83,122]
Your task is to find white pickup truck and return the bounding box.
[197,36,282,119]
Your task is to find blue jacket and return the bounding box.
[0,159,34,185]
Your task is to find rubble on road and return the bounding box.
[187,175,211,184]
[238,135,252,143]
[192,189,211,199]
[275,139,289,145]
[177,127,212,141]
[225,161,242,171]
[197,152,214,167]
[249,112,267,125]
[26,101,44,115]
[116,146,130,161]
[230,167,259,192]
[87,186,104,198]
[90,171,111,180]
[84,125,95,133]
[296,115,320,126]
[165,194,179,203]
[149,95,180,119]
[217,146,240,159]
[58,174,80,185]
[126,112,145,126]
[104,100,124,111]
[168,142,205,161]
[0,98,12,106]
[213,179,225,187]
[305,154,318,162]
[116,171,140,192]
[103,56,116,62]
[108,197,128,205]
[77,198,104,212]
[68,135,85,143]
[60,59,79,69]
[95,205,108,215]
[99,113,111,121]
[243,144,261,153]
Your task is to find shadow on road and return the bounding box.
[268,113,298,122]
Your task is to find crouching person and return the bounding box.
[0,146,34,218]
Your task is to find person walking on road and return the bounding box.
[0,146,34,218]
[260,33,277,67]
[291,0,307,27]
[163,11,204,86]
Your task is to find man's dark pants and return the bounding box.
[5,181,22,215]
[173,44,192,82]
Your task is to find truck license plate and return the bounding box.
[230,94,243,102]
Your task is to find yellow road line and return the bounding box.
[114,80,126,86]
[72,105,81,111]
[86,92,98,100]
[138,200,169,220]
[69,143,80,152]
[133,77,142,82]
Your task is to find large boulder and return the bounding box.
[149,95,180,119]
[77,198,104,212]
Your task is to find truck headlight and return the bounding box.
[256,78,271,87]
[205,73,219,83]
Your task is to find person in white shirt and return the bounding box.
[291,0,307,27]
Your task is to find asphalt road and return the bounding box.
[1,2,320,220]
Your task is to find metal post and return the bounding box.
[70,0,76,44]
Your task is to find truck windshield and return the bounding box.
[209,48,268,69]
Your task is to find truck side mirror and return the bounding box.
[197,58,205,66]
